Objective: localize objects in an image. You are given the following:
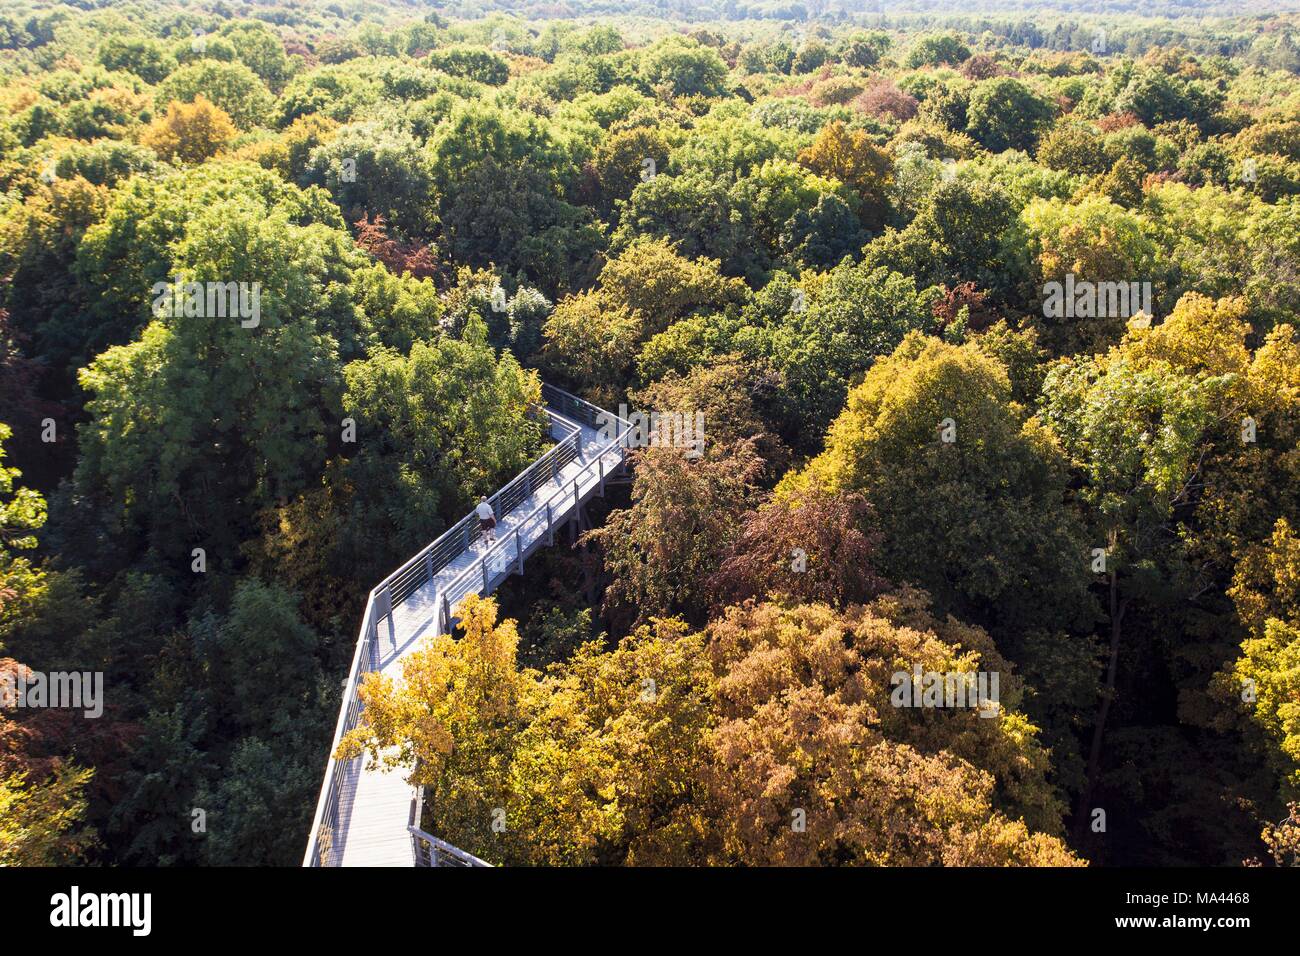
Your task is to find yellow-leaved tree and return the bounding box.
[339,594,1083,866]
[336,594,534,859]
[140,95,237,165]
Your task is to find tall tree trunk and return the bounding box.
[1075,556,1128,845]
[580,537,598,610]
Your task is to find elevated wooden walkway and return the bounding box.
[303,385,629,867]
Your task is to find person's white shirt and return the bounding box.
[476,501,494,521]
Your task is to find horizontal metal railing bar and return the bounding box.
[540,382,631,430]
[409,827,492,867]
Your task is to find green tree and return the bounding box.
[785,331,1092,640]
[541,239,745,404]
[427,102,601,290]
[966,77,1057,154]
[221,21,292,91]
[74,162,345,374]
[326,322,545,583]
[639,36,729,99]
[73,199,366,571]
[904,33,971,69]
[199,579,326,731]
[1037,121,1109,175]
[97,35,176,84]
[156,60,273,130]
[1039,293,1262,840]
[303,122,435,236]
[428,45,510,85]
[863,176,1032,305]
[0,422,45,634]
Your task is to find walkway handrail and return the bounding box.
[540,382,629,431]
[303,383,630,867]
[302,597,379,867]
[409,827,493,867]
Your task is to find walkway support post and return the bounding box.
[572,478,581,544]
[368,612,380,669]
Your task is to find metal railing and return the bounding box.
[302,384,630,867]
[303,598,379,868]
[409,828,492,867]
[541,382,615,430]
[382,411,580,608]
[437,392,632,635]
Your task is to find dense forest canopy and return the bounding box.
[0,0,1298,868]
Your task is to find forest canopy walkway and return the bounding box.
[302,384,631,867]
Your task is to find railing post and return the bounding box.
[546,502,553,545]
[383,587,396,648]
[372,612,382,669]
[572,478,581,545]
[482,559,489,592]
[441,593,450,635]
[515,528,523,574]
[599,457,605,496]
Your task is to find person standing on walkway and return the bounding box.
[476,496,497,547]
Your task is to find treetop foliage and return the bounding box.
[2,0,1299,868]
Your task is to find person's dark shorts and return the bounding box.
[480,516,496,532]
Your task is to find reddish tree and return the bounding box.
[961,54,1003,80]
[931,281,1002,333]
[282,39,319,68]
[1097,111,1142,133]
[707,489,886,611]
[853,78,919,122]
[771,76,817,98]
[0,658,137,805]
[353,214,439,282]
